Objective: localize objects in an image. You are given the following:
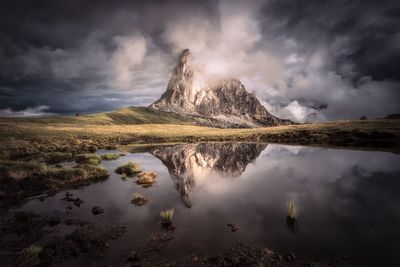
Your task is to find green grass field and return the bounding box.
[0,106,195,125]
[1,107,399,158]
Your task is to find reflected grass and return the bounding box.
[286,200,299,233]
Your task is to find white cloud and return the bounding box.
[271,100,326,123]
[112,35,147,87]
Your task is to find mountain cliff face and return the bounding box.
[151,143,267,207]
[150,49,291,128]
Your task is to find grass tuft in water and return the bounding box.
[101,153,120,160]
[75,154,102,165]
[287,200,298,220]
[131,193,149,206]
[160,208,175,226]
[115,162,142,177]
[136,171,157,186]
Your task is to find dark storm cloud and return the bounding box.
[261,0,400,81]
[0,0,399,120]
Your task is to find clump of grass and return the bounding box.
[287,200,298,220]
[75,154,102,165]
[48,164,109,183]
[131,193,149,206]
[17,244,43,266]
[24,244,43,254]
[0,160,109,204]
[115,162,142,177]
[104,145,117,150]
[0,161,47,182]
[43,152,72,164]
[160,208,174,226]
[101,153,120,160]
[136,171,157,187]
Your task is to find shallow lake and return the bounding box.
[14,143,400,266]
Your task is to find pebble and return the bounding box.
[91,206,104,215]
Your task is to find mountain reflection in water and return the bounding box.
[13,143,400,266]
[150,143,267,207]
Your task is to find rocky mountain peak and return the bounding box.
[150,49,291,128]
[174,48,192,83]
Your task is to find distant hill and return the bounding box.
[0,107,195,125]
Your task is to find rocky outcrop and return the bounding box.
[385,113,400,120]
[150,143,267,207]
[150,49,291,128]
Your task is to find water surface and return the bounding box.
[16,143,400,266]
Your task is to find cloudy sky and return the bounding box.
[0,0,399,121]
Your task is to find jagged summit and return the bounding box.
[150,49,290,128]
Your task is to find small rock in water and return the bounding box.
[125,250,139,263]
[87,145,97,153]
[131,193,149,206]
[73,198,84,207]
[91,206,104,215]
[65,192,73,198]
[65,205,73,210]
[48,217,60,227]
[227,223,239,232]
[143,233,175,252]
[276,255,284,262]
[285,252,296,261]
[264,248,274,256]
[65,218,88,226]
[61,195,84,207]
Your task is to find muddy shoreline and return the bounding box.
[0,210,354,267]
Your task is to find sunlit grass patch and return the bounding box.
[47,164,109,183]
[136,171,157,187]
[100,153,120,160]
[75,154,102,165]
[43,152,73,164]
[0,161,47,181]
[115,162,142,177]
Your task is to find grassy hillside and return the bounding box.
[0,106,195,125]
[1,118,399,155]
[0,105,399,158]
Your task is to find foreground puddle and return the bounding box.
[10,143,400,266]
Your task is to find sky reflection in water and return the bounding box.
[18,143,400,266]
